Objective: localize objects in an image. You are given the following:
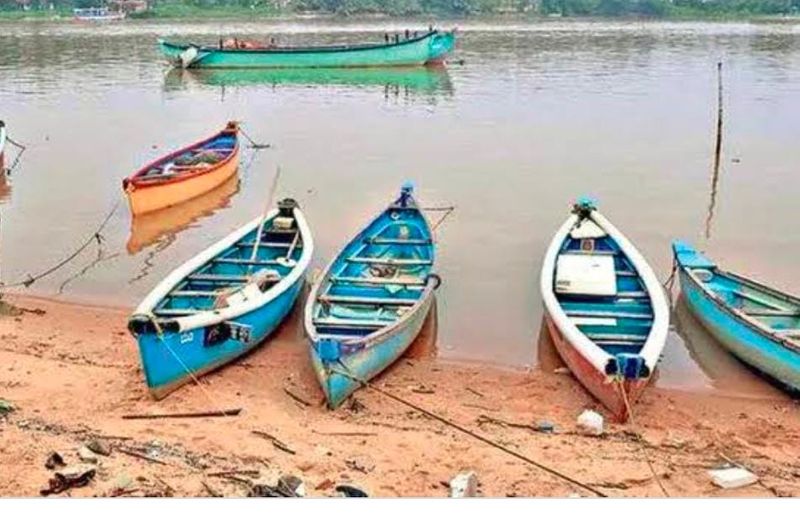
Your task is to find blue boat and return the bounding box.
[304,184,440,408]
[540,199,669,421]
[128,198,314,398]
[673,240,800,392]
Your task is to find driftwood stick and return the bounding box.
[117,447,168,465]
[283,387,311,408]
[207,469,260,478]
[252,430,296,455]
[466,387,485,398]
[313,430,378,437]
[201,480,222,497]
[122,408,242,420]
[90,434,133,441]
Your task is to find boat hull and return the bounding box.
[544,312,647,421]
[126,148,239,215]
[678,268,800,391]
[310,292,434,408]
[159,31,456,69]
[135,273,303,399]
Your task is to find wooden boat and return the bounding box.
[73,7,126,21]
[158,29,456,69]
[123,122,239,215]
[540,199,669,421]
[673,240,800,392]
[128,198,313,399]
[126,175,240,254]
[304,184,440,408]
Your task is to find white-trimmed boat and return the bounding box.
[128,198,313,398]
[540,198,669,421]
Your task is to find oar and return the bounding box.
[247,166,282,277]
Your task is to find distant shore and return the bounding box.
[1,8,799,24]
[1,294,799,497]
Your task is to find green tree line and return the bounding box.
[3,0,800,17]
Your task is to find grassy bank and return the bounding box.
[1,6,798,22]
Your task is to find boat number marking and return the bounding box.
[180,331,194,344]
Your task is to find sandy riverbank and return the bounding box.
[0,294,798,497]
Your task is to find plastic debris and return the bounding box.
[40,466,96,496]
[0,399,15,416]
[535,420,556,433]
[709,467,758,489]
[248,475,305,497]
[45,452,66,470]
[576,410,604,436]
[336,485,368,497]
[77,446,99,464]
[449,471,478,497]
[86,438,112,457]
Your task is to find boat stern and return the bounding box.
[672,240,716,270]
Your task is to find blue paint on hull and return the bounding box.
[310,293,433,408]
[137,279,303,395]
[673,241,800,392]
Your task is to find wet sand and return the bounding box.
[1,294,798,497]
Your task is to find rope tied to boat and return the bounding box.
[662,255,679,307]
[329,363,608,497]
[422,205,455,233]
[3,134,28,176]
[143,312,239,417]
[0,196,122,291]
[615,379,671,497]
[239,125,271,150]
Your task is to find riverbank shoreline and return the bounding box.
[1,10,799,24]
[1,293,798,497]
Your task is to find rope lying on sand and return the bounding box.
[330,365,608,497]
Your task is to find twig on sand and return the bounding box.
[90,434,132,441]
[208,469,260,478]
[117,447,168,465]
[466,387,485,398]
[313,430,378,437]
[201,480,222,497]
[153,475,175,495]
[122,408,242,420]
[283,387,311,408]
[252,430,296,455]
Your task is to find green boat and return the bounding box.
[158,29,457,69]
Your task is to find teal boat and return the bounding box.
[304,184,440,408]
[158,29,456,69]
[673,241,800,392]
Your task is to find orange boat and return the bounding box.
[123,122,240,215]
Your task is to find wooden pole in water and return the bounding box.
[248,165,282,275]
[704,61,724,240]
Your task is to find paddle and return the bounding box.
[247,165,282,277]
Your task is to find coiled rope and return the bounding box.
[330,364,608,497]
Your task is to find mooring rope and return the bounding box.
[422,205,456,233]
[662,256,679,308]
[0,196,123,291]
[3,134,28,175]
[239,125,271,150]
[616,380,670,497]
[329,364,608,497]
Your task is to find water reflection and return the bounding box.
[0,174,11,205]
[672,295,783,398]
[163,66,454,98]
[126,175,240,255]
